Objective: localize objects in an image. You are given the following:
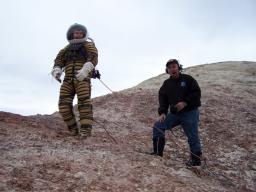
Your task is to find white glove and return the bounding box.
[51,66,62,81]
[76,62,94,81]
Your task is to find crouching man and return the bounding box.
[151,59,203,167]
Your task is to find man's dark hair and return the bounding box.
[165,59,183,73]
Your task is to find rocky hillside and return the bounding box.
[1,61,255,191]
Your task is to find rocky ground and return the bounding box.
[0,61,255,191]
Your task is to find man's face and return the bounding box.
[73,30,85,39]
[167,63,179,78]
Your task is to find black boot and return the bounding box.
[186,151,202,167]
[150,137,165,157]
[150,138,158,156]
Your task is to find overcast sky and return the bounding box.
[0,0,255,115]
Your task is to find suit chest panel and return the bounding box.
[65,49,87,62]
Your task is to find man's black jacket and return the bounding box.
[158,73,201,115]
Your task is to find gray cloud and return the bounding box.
[0,0,255,115]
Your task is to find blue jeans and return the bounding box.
[152,109,202,153]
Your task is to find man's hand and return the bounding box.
[175,102,187,112]
[158,113,166,122]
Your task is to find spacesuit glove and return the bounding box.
[76,62,94,81]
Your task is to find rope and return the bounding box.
[93,119,118,144]
[98,78,114,93]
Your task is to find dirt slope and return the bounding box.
[1,61,255,192]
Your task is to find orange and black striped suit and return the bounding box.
[54,41,98,134]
